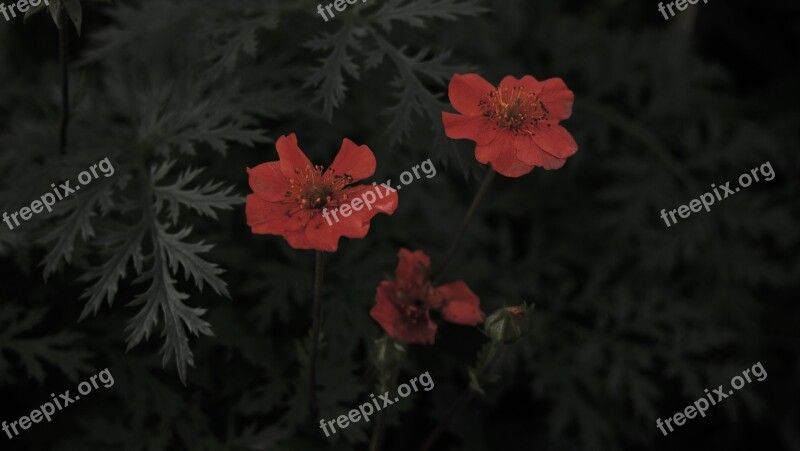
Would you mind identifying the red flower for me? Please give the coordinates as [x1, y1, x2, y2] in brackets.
[442, 73, 578, 178]
[370, 249, 483, 344]
[246, 133, 398, 252]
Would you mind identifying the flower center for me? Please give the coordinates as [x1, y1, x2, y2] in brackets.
[302, 186, 333, 209]
[286, 164, 353, 210]
[479, 86, 549, 134]
[396, 291, 429, 325]
[402, 301, 428, 325]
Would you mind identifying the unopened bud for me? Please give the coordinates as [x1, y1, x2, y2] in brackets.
[485, 306, 529, 343]
[373, 335, 406, 371]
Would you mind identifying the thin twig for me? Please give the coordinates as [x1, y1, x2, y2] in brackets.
[418, 345, 506, 451]
[429, 169, 496, 281]
[369, 408, 387, 451]
[309, 251, 325, 419]
[58, 6, 70, 155]
[58, 5, 69, 155]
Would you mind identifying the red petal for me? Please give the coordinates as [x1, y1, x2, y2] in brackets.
[437, 281, 483, 326]
[477, 132, 534, 177]
[282, 228, 313, 250]
[395, 248, 430, 287]
[303, 184, 399, 251]
[245, 194, 309, 233]
[514, 135, 567, 169]
[341, 184, 400, 218]
[539, 78, 574, 121]
[247, 162, 291, 202]
[499, 75, 542, 94]
[276, 133, 313, 179]
[328, 139, 376, 182]
[406, 321, 437, 345]
[492, 152, 534, 177]
[305, 208, 368, 252]
[448, 73, 494, 116]
[532, 124, 578, 159]
[442, 112, 500, 146]
[475, 140, 500, 164]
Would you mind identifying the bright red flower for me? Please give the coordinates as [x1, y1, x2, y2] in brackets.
[246, 133, 398, 252]
[370, 249, 483, 344]
[442, 73, 578, 177]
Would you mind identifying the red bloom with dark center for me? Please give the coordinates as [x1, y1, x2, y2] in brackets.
[370, 249, 483, 344]
[246, 133, 398, 252]
[442, 73, 578, 177]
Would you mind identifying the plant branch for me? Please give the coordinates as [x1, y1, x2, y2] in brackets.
[309, 250, 325, 419]
[58, 5, 70, 156]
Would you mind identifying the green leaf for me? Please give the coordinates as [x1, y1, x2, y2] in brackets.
[156, 223, 230, 298]
[77, 220, 148, 320]
[467, 367, 485, 395]
[39, 179, 116, 279]
[141, 82, 270, 156]
[63, 0, 83, 35]
[370, 0, 488, 32]
[196, 0, 281, 83]
[150, 161, 243, 224]
[23, 2, 48, 22]
[0, 305, 93, 385]
[48, 2, 59, 27]
[304, 24, 365, 121]
[125, 251, 213, 385]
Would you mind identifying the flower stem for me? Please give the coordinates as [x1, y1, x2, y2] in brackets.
[58, 5, 69, 156]
[369, 408, 387, 451]
[417, 345, 506, 451]
[309, 251, 325, 419]
[369, 370, 397, 451]
[429, 169, 496, 281]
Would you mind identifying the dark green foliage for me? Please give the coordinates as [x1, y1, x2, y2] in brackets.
[0, 0, 798, 450]
[305, 0, 484, 150]
[0, 305, 92, 384]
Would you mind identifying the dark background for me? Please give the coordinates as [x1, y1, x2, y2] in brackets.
[0, 0, 798, 450]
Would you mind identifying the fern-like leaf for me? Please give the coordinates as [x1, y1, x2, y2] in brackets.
[0, 305, 93, 384]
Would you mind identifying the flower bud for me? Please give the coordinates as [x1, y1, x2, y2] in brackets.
[484, 306, 529, 343]
[373, 335, 407, 372]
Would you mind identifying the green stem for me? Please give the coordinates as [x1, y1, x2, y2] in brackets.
[417, 345, 506, 451]
[309, 251, 325, 419]
[369, 370, 397, 451]
[429, 169, 495, 281]
[58, 5, 69, 156]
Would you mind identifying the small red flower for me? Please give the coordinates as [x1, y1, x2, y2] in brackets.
[246, 133, 398, 252]
[442, 73, 578, 177]
[370, 249, 483, 344]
